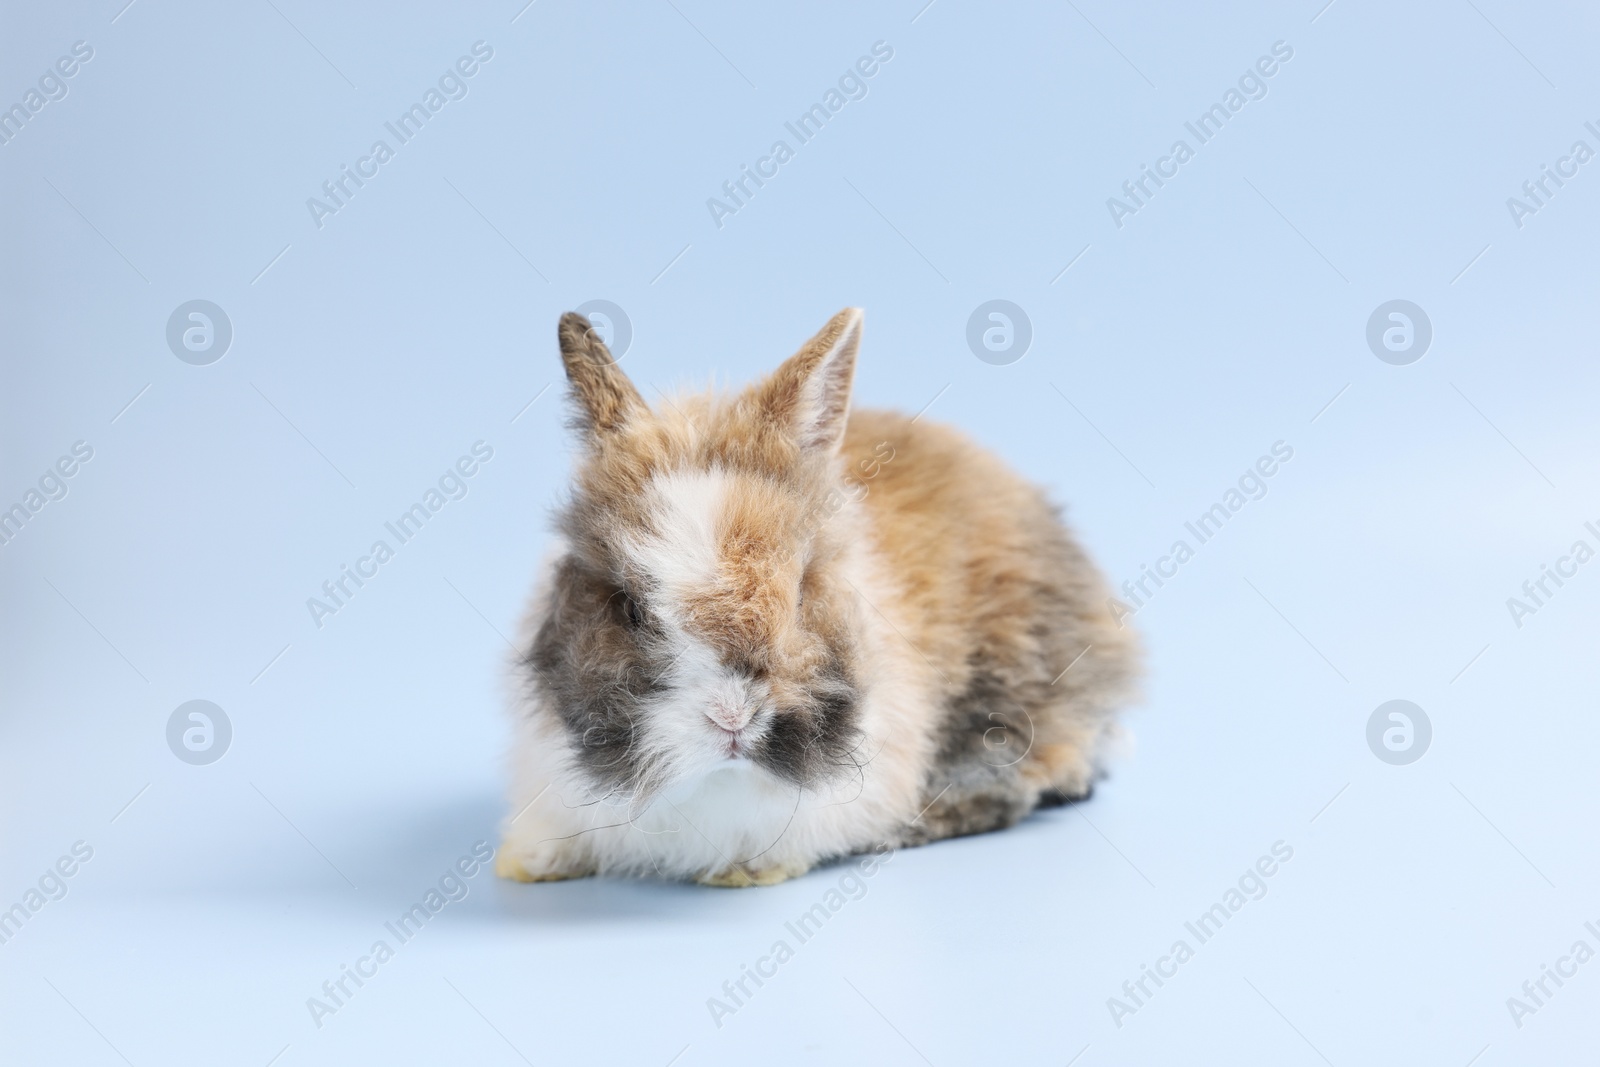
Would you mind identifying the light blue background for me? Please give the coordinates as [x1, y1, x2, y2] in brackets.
[3, 1, 1598, 1063]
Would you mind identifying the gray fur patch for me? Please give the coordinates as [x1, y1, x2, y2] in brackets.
[897, 669, 1038, 846]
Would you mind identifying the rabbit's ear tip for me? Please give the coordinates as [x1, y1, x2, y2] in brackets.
[557, 313, 642, 433]
[557, 311, 592, 342]
[755, 308, 865, 455]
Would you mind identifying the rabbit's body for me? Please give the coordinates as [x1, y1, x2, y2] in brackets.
[498, 310, 1138, 886]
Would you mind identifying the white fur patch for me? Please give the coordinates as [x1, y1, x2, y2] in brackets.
[618, 467, 780, 785]
[631, 646, 773, 782]
[629, 468, 730, 602]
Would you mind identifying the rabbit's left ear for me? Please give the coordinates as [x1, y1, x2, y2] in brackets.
[758, 308, 863, 454]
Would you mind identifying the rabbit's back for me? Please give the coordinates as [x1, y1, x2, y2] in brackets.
[843, 409, 1141, 844]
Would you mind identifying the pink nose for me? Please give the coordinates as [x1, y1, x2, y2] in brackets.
[705, 702, 753, 733]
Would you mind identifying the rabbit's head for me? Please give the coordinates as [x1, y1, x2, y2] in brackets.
[528, 309, 871, 803]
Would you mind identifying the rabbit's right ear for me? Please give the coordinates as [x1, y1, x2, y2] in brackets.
[557, 312, 646, 435]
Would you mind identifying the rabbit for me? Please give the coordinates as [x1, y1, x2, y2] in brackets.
[497, 308, 1140, 887]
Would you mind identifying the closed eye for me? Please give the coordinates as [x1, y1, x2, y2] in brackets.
[605, 587, 647, 630]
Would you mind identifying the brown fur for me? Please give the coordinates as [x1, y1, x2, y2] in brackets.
[838, 410, 1140, 840]
[501, 308, 1139, 885]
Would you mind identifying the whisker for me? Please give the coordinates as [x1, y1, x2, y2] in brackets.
[736, 783, 804, 865]
[532, 820, 631, 845]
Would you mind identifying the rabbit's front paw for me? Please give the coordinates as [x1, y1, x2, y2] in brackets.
[696, 861, 809, 888]
[495, 836, 596, 883]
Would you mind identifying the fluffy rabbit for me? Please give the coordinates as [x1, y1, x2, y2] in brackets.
[498, 308, 1139, 886]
